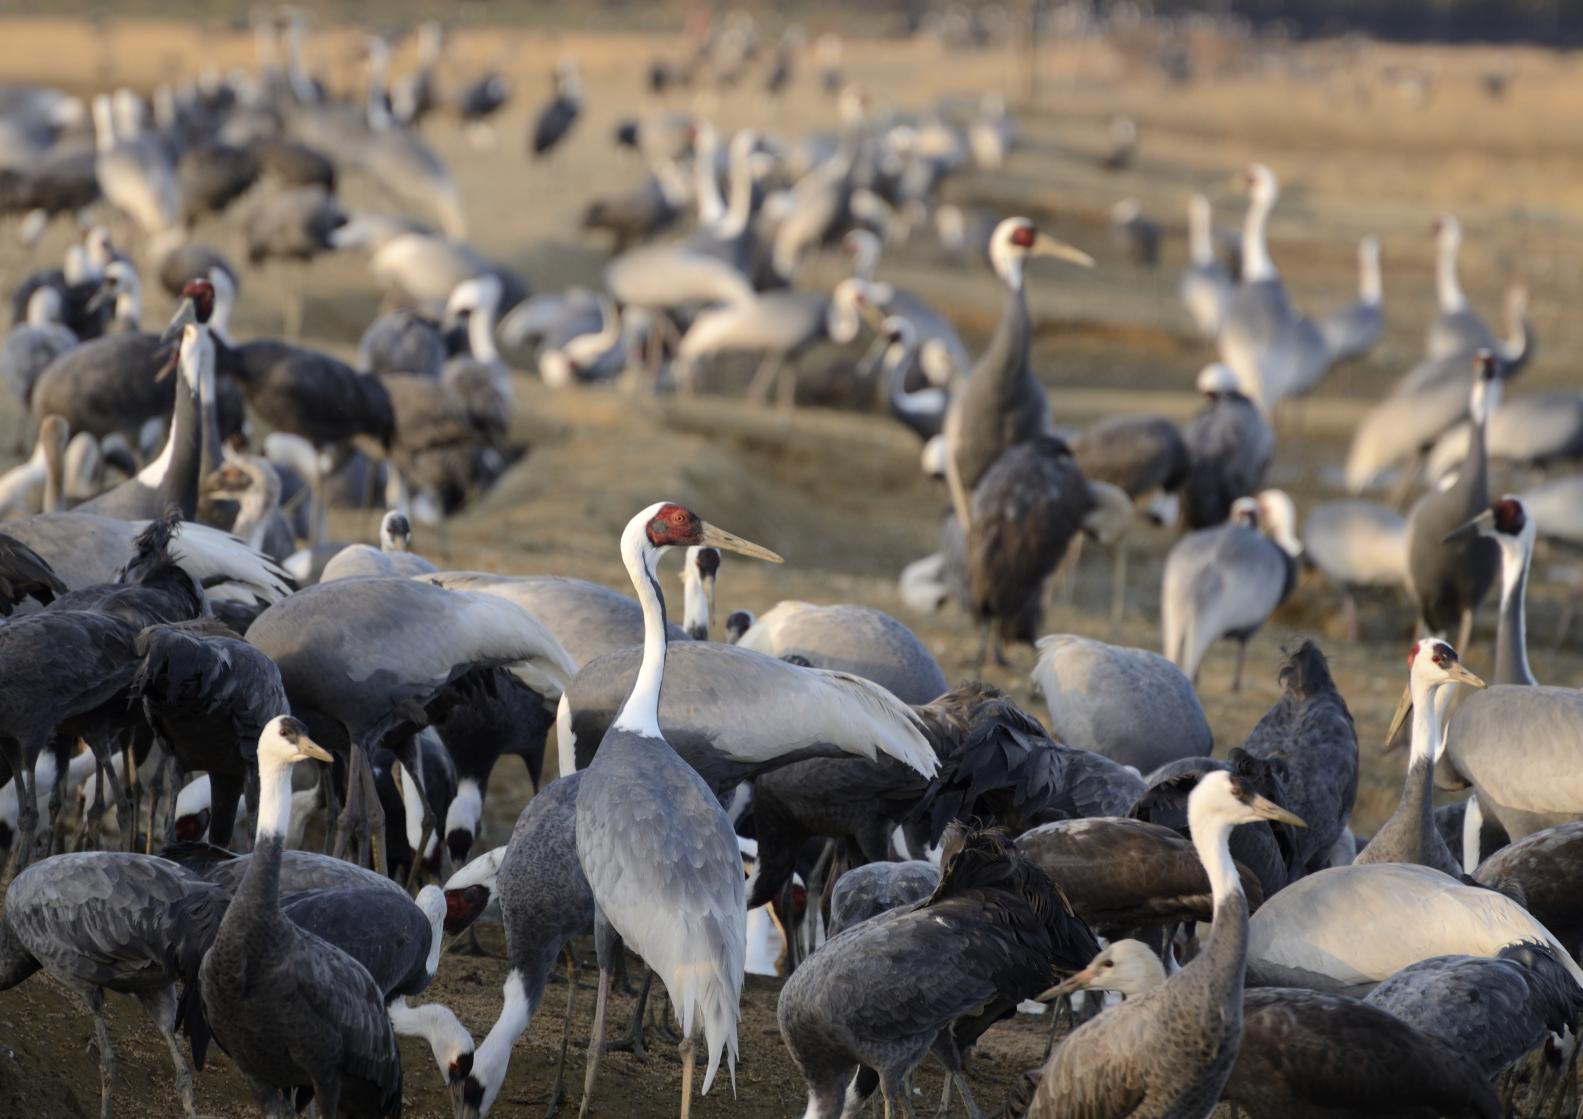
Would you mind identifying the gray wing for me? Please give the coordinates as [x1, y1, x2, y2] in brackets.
[281, 887, 432, 998]
[281, 927, 403, 1103]
[736, 602, 948, 705]
[1364, 955, 1537, 1073]
[827, 861, 938, 936]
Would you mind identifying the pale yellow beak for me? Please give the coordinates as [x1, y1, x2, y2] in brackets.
[1385, 685, 1414, 748]
[1445, 662, 1486, 690]
[1249, 792, 1305, 829]
[1032, 232, 1094, 268]
[1039, 961, 1100, 1002]
[297, 736, 333, 764]
[698, 522, 783, 564]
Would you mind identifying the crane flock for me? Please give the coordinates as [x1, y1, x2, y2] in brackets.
[1, 7, 1583, 1119]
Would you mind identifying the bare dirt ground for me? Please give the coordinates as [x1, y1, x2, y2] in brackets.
[2, 14, 1583, 1118]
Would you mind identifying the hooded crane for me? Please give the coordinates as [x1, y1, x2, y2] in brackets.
[1216, 164, 1329, 409]
[732, 600, 948, 704]
[1318, 234, 1384, 364]
[941, 217, 1093, 530]
[963, 435, 1131, 666]
[455, 774, 594, 1119]
[571, 502, 789, 1118]
[320, 511, 437, 582]
[129, 619, 289, 849]
[778, 825, 1100, 1119]
[199, 716, 403, 1119]
[1, 850, 227, 1119]
[246, 577, 575, 872]
[1356, 640, 1484, 875]
[1235, 641, 1357, 880]
[1032, 940, 1501, 1119]
[1026, 771, 1306, 1118]
[1180, 363, 1274, 530]
[1365, 942, 1583, 1078]
[1033, 634, 1212, 772]
[1161, 490, 1300, 689]
[1405, 351, 1500, 652]
[530, 61, 583, 157]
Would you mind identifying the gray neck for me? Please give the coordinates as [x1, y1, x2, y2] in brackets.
[1193, 889, 1248, 1021]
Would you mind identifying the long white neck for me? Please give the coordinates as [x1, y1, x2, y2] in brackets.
[255, 752, 295, 840]
[475, 969, 532, 1116]
[137, 329, 209, 486]
[1188, 196, 1214, 267]
[989, 244, 1024, 293]
[1437, 228, 1466, 312]
[1190, 810, 1240, 909]
[468, 302, 500, 366]
[852, 237, 881, 282]
[1242, 189, 1277, 283]
[611, 521, 667, 737]
[1497, 533, 1534, 685]
[1407, 675, 1441, 769]
[387, 996, 471, 1082]
[695, 130, 725, 226]
[210, 280, 235, 343]
[654, 158, 691, 208]
[682, 565, 710, 640]
[233, 475, 276, 551]
[1360, 238, 1381, 306]
[719, 137, 756, 238]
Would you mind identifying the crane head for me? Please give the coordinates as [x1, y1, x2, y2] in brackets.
[640, 502, 783, 564]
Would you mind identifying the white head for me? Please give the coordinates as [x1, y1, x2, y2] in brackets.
[1255, 489, 1301, 557]
[255, 717, 331, 842]
[682, 545, 720, 641]
[843, 228, 883, 280]
[25, 286, 64, 327]
[1359, 235, 1382, 304]
[1243, 163, 1279, 209]
[1039, 939, 1166, 1001]
[97, 260, 141, 320]
[1434, 213, 1462, 254]
[446, 274, 503, 321]
[987, 217, 1094, 292]
[1195, 362, 1239, 397]
[1385, 639, 1486, 748]
[380, 510, 412, 553]
[827, 278, 873, 345]
[85, 226, 116, 270]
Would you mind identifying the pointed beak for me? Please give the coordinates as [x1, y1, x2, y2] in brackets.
[297, 735, 333, 764]
[160, 298, 196, 346]
[1249, 792, 1306, 828]
[697, 522, 783, 564]
[85, 283, 113, 315]
[1385, 685, 1414, 748]
[1444, 509, 1494, 545]
[1445, 662, 1486, 690]
[1038, 962, 1099, 1002]
[1031, 232, 1094, 268]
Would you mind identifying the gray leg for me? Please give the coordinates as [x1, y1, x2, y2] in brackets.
[1109, 541, 1127, 627]
[579, 917, 617, 1119]
[605, 966, 652, 1059]
[544, 948, 577, 1118]
[83, 989, 115, 1119]
[1232, 640, 1248, 692]
[747, 354, 782, 403]
[138, 987, 197, 1119]
[1457, 607, 1475, 657]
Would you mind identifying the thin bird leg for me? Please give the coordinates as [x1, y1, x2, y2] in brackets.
[1232, 640, 1248, 692]
[1557, 588, 1580, 649]
[747, 353, 782, 404]
[1457, 608, 1475, 659]
[359, 745, 387, 875]
[45, 753, 66, 857]
[604, 966, 653, 1058]
[83, 989, 116, 1119]
[1109, 540, 1128, 627]
[803, 839, 838, 955]
[119, 735, 138, 853]
[882, 1068, 916, 1119]
[333, 751, 364, 864]
[1343, 593, 1361, 643]
[544, 947, 577, 1119]
[145, 744, 171, 854]
[7, 751, 33, 877]
[1057, 534, 1084, 605]
[139, 987, 198, 1119]
[678, 1034, 696, 1119]
[776, 360, 798, 410]
[318, 761, 339, 856]
[577, 967, 612, 1119]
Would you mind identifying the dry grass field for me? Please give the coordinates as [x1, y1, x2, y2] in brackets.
[1, 12, 1581, 1117]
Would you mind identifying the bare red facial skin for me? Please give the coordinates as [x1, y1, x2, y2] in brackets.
[1008, 223, 1037, 248]
[1493, 498, 1526, 535]
[181, 278, 216, 324]
[1407, 640, 1421, 667]
[646, 503, 701, 548]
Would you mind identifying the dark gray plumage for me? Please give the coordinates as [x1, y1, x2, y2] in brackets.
[1181, 371, 1274, 529]
[1231, 987, 1501, 1119]
[1474, 821, 1583, 953]
[1406, 354, 1499, 647]
[225, 339, 396, 451]
[1364, 943, 1583, 1077]
[0, 531, 65, 614]
[456, 774, 595, 1115]
[358, 308, 445, 378]
[826, 860, 938, 936]
[1072, 413, 1189, 503]
[199, 718, 401, 1119]
[130, 620, 289, 848]
[780, 826, 1099, 1119]
[965, 434, 1094, 659]
[1238, 642, 1357, 880]
[29, 330, 172, 443]
[2, 851, 227, 1117]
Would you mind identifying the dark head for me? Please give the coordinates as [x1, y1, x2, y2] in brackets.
[613, 119, 639, 148]
[182, 278, 215, 324]
[380, 510, 413, 553]
[724, 609, 755, 643]
[692, 546, 720, 579]
[446, 826, 474, 867]
[1445, 495, 1530, 546]
[443, 883, 491, 935]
